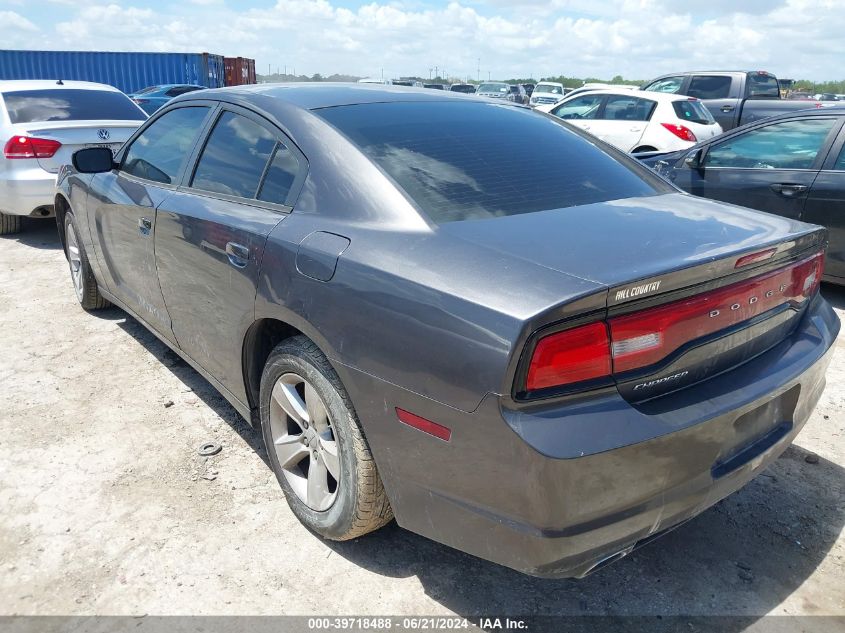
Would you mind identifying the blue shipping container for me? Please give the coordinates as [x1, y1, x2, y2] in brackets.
[0, 50, 226, 93]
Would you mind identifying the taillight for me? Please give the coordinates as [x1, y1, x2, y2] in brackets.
[4, 135, 62, 159]
[521, 251, 824, 395]
[661, 123, 697, 142]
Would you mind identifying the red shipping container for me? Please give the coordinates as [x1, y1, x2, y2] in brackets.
[224, 57, 256, 86]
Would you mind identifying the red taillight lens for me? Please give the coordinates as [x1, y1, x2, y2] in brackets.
[525, 322, 611, 391]
[609, 252, 824, 373]
[4, 135, 62, 159]
[661, 123, 697, 142]
[522, 251, 824, 393]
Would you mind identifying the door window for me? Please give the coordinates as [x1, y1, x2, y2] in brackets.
[687, 75, 732, 99]
[705, 119, 837, 169]
[602, 95, 656, 121]
[257, 143, 301, 204]
[552, 95, 603, 120]
[833, 144, 845, 170]
[191, 111, 277, 198]
[121, 106, 210, 184]
[642, 76, 685, 94]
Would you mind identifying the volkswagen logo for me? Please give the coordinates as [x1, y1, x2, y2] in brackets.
[97, 129, 110, 141]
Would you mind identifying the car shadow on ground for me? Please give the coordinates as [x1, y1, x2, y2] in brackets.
[821, 282, 845, 310]
[0, 217, 61, 250]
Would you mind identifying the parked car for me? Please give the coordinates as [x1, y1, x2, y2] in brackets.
[129, 84, 206, 115]
[522, 83, 535, 97]
[475, 82, 517, 101]
[640, 108, 845, 285]
[642, 71, 822, 131]
[58, 84, 838, 578]
[423, 83, 446, 90]
[449, 83, 476, 94]
[815, 93, 839, 102]
[357, 78, 392, 85]
[537, 90, 722, 153]
[529, 81, 566, 107]
[508, 84, 529, 104]
[0, 79, 146, 235]
[564, 83, 636, 100]
[788, 92, 816, 100]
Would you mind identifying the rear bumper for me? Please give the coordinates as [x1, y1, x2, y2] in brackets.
[0, 165, 56, 216]
[339, 293, 839, 577]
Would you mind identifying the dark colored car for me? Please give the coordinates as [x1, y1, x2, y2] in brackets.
[449, 83, 476, 94]
[641, 71, 821, 131]
[423, 83, 446, 90]
[639, 108, 845, 285]
[129, 84, 206, 115]
[509, 83, 528, 104]
[522, 83, 535, 97]
[56, 84, 839, 578]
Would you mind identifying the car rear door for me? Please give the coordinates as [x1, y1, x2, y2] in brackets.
[679, 116, 841, 220]
[154, 104, 307, 404]
[590, 94, 654, 152]
[87, 104, 214, 342]
[802, 121, 845, 282]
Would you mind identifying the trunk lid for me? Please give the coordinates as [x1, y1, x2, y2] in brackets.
[11, 121, 142, 173]
[442, 192, 827, 401]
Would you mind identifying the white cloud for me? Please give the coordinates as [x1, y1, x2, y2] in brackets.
[4, 0, 844, 81]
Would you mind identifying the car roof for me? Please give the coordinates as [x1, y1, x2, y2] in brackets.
[563, 89, 684, 102]
[0, 79, 122, 93]
[198, 82, 482, 110]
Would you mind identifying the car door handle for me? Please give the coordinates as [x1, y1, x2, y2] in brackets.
[770, 183, 809, 197]
[721, 105, 736, 112]
[225, 242, 250, 268]
[629, 126, 643, 132]
[138, 217, 152, 236]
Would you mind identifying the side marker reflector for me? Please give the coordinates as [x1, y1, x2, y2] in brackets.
[396, 407, 452, 441]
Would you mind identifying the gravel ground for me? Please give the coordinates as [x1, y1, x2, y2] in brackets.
[1, 218, 843, 625]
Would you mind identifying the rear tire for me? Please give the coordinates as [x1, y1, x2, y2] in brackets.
[64, 212, 110, 310]
[260, 336, 393, 540]
[0, 212, 21, 235]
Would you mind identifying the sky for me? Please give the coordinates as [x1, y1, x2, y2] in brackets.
[1, 0, 844, 82]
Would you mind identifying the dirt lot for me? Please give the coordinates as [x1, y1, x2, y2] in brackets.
[1, 218, 844, 624]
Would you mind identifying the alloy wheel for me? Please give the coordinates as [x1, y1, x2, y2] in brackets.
[66, 222, 84, 301]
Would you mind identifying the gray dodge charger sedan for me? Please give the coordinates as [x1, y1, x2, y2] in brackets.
[56, 84, 840, 578]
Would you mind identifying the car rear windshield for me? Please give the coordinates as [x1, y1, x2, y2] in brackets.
[2, 89, 146, 124]
[746, 73, 780, 99]
[672, 100, 715, 125]
[317, 101, 665, 224]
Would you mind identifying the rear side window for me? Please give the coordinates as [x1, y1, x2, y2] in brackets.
[746, 73, 780, 99]
[192, 111, 277, 198]
[122, 106, 210, 184]
[706, 118, 836, 169]
[2, 89, 146, 124]
[258, 143, 301, 204]
[317, 101, 664, 224]
[602, 95, 656, 121]
[687, 75, 732, 99]
[672, 100, 715, 124]
[642, 76, 685, 94]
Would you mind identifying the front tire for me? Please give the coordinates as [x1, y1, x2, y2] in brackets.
[64, 212, 110, 310]
[260, 336, 393, 540]
[0, 212, 21, 235]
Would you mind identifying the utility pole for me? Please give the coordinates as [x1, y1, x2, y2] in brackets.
[488, 71, 491, 81]
[477, 58, 480, 82]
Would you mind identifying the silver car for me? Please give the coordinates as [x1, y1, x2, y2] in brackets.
[0, 80, 146, 235]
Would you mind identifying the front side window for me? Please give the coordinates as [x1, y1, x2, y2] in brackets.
[2, 89, 146, 124]
[687, 75, 732, 100]
[706, 118, 837, 170]
[122, 106, 210, 184]
[552, 95, 603, 120]
[642, 76, 685, 94]
[602, 95, 656, 121]
[191, 111, 277, 198]
[316, 101, 665, 224]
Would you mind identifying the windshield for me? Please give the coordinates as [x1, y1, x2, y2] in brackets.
[535, 84, 563, 95]
[478, 83, 508, 93]
[2, 89, 146, 123]
[317, 101, 664, 224]
[133, 86, 159, 95]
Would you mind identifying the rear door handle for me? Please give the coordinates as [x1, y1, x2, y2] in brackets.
[225, 242, 250, 268]
[138, 217, 152, 236]
[770, 183, 809, 197]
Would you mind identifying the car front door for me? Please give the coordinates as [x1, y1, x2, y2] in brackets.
[550, 94, 605, 136]
[87, 105, 213, 342]
[154, 105, 306, 404]
[672, 117, 841, 221]
[803, 125, 845, 282]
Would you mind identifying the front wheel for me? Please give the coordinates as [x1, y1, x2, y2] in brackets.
[260, 336, 393, 540]
[64, 212, 110, 310]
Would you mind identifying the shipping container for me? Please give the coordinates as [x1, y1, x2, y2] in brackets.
[0, 50, 226, 94]
[224, 57, 256, 86]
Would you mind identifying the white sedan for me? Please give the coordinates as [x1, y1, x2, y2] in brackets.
[535, 90, 723, 154]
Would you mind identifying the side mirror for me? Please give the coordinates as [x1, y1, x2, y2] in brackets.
[684, 148, 705, 170]
[72, 147, 115, 174]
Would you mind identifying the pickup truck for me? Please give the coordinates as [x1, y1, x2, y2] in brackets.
[641, 71, 822, 131]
